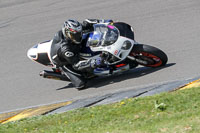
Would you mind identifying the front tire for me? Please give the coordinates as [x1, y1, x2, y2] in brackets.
[130, 44, 168, 67]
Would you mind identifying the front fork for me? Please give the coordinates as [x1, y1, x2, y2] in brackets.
[127, 55, 149, 65]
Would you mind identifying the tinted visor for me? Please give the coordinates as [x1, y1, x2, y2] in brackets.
[70, 32, 82, 43]
[66, 29, 82, 44]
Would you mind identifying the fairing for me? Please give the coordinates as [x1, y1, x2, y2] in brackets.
[27, 40, 54, 67]
[88, 23, 135, 64]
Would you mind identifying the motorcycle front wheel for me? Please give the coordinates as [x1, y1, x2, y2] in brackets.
[129, 44, 168, 67]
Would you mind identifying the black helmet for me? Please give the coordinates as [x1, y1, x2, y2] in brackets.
[62, 19, 83, 44]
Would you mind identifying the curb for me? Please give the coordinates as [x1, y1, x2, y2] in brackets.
[0, 101, 72, 124]
[1, 77, 200, 124]
[177, 78, 200, 90]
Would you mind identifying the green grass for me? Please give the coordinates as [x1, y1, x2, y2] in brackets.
[1, 87, 200, 133]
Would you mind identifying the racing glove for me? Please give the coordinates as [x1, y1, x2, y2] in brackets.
[74, 57, 106, 72]
[82, 19, 113, 32]
[90, 57, 103, 68]
[83, 19, 113, 25]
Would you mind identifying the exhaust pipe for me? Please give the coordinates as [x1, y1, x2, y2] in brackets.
[39, 70, 70, 81]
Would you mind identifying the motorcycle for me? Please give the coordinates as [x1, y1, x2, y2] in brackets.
[27, 22, 168, 85]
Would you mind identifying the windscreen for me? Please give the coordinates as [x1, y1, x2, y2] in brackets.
[87, 24, 119, 47]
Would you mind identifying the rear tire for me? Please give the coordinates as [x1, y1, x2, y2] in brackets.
[130, 44, 168, 67]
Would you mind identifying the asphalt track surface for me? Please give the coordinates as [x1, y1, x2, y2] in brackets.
[0, 0, 200, 113]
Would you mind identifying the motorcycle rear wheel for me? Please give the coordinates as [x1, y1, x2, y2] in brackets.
[130, 44, 168, 67]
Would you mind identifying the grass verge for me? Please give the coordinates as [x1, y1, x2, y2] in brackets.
[1, 87, 200, 133]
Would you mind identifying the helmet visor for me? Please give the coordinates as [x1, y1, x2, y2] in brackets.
[66, 29, 82, 44]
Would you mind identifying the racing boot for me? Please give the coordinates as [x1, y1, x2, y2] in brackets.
[60, 66, 87, 89]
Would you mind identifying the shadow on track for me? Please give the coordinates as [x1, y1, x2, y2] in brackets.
[56, 63, 175, 91]
[56, 83, 73, 90]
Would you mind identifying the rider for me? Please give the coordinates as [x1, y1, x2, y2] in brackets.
[51, 19, 113, 89]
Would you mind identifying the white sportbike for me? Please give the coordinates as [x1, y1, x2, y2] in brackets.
[27, 22, 168, 83]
